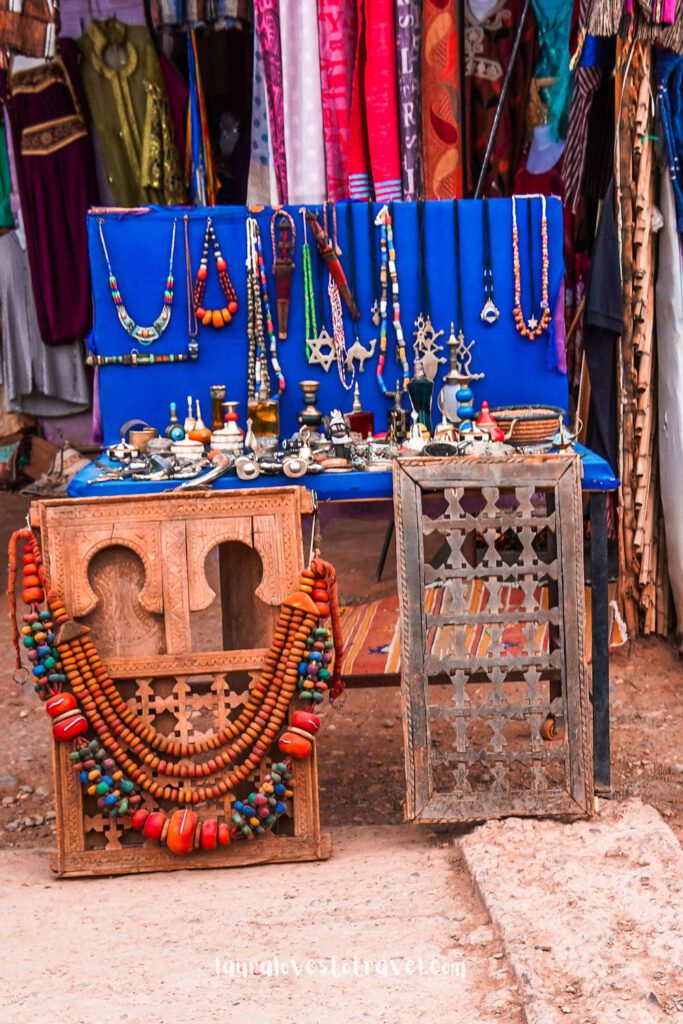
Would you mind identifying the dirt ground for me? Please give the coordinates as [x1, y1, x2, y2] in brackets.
[0, 491, 681, 849]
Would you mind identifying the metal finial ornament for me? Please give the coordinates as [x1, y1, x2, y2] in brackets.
[413, 312, 446, 382]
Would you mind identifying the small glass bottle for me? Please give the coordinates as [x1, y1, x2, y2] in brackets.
[247, 379, 280, 448]
[347, 382, 374, 438]
[209, 384, 227, 432]
[164, 401, 185, 441]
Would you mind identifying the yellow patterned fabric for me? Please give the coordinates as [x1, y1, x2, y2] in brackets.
[77, 18, 185, 207]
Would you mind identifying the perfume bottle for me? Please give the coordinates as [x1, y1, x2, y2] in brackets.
[247, 379, 280, 446]
[188, 399, 211, 445]
[407, 359, 433, 437]
[183, 394, 195, 435]
[387, 383, 408, 444]
[209, 384, 227, 432]
[164, 402, 185, 441]
[347, 382, 374, 437]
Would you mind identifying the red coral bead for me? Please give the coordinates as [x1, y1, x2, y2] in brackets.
[22, 587, 44, 604]
[52, 712, 88, 742]
[228, 301, 238, 314]
[166, 809, 197, 855]
[200, 819, 218, 850]
[216, 257, 226, 271]
[130, 808, 149, 831]
[143, 811, 166, 841]
[291, 710, 321, 736]
[45, 692, 78, 718]
[278, 730, 312, 760]
[218, 823, 231, 846]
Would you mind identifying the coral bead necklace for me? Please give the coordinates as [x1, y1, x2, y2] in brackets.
[9, 526, 344, 854]
[375, 203, 410, 396]
[511, 194, 552, 341]
[99, 216, 176, 344]
[193, 216, 239, 329]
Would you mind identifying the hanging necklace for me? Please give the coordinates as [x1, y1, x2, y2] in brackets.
[246, 217, 266, 401]
[304, 207, 360, 320]
[193, 216, 238, 329]
[327, 202, 354, 391]
[99, 216, 176, 344]
[512, 194, 552, 340]
[413, 199, 445, 382]
[305, 205, 335, 373]
[344, 201, 377, 374]
[375, 203, 410, 396]
[301, 208, 318, 361]
[246, 215, 285, 396]
[480, 198, 500, 324]
[271, 209, 296, 343]
[87, 218, 198, 367]
[368, 200, 381, 327]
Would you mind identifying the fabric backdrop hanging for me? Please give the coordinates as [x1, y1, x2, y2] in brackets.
[396, 0, 423, 200]
[422, 0, 464, 199]
[317, 0, 356, 201]
[280, 0, 326, 204]
[253, 0, 288, 203]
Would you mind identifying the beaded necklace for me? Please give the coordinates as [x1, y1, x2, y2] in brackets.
[246, 216, 286, 398]
[99, 216, 176, 344]
[9, 528, 345, 852]
[301, 208, 317, 362]
[305, 205, 335, 373]
[512, 194, 552, 340]
[344, 201, 377, 375]
[328, 202, 354, 391]
[193, 216, 239, 329]
[480, 198, 500, 324]
[375, 204, 410, 396]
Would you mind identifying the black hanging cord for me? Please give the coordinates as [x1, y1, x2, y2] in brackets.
[368, 199, 379, 294]
[417, 199, 432, 316]
[482, 198, 493, 303]
[345, 201, 361, 341]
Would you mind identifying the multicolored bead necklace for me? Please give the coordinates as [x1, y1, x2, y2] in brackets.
[99, 216, 176, 344]
[327, 203, 354, 391]
[193, 216, 238, 329]
[9, 527, 344, 856]
[375, 204, 410, 396]
[301, 208, 318, 362]
[512, 194, 552, 341]
[246, 215, 286, 397]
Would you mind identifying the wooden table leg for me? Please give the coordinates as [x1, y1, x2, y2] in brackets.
[590, 491, 611, 792]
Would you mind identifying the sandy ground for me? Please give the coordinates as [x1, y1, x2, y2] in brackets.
[1, 491, 682, 1022]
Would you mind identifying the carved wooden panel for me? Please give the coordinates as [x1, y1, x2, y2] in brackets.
[393, 455, 593, 823]
[35, 488, 329, 877]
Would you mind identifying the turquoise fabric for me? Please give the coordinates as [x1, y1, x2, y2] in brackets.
[0, 122, 15, 230]
[531, 0, 574, 140]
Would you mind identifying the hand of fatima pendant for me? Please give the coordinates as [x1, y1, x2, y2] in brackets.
[480, 297, 500, 325]
[308, 327, 336, 372]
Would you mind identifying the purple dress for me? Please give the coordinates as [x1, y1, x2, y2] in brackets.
[3, 42, 99, 346]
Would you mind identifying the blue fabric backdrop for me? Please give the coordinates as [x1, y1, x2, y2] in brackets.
[88, 198, 567, 445]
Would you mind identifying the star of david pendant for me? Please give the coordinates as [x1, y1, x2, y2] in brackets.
[480, 297, 500, 325]
[307, 326, 335, 372]
[528, 314, 539, 331]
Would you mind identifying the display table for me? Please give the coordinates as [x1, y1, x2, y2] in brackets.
[67, 444, 617, 792]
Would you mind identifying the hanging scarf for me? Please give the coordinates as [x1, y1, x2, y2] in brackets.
[348, 0, 402, 201]
[421, 0, 464, 200]
[247, 24, 279, 205]
[185, 28, 217, 205]
[530, 0, 573, 140]
[395, 0, 423, 200]
[253, 0, 288, 203]
[280, 0, 326, 203]
[562, 0, 602, 210]
[422, 0, 464, 199]
[317, 0, 356, 201]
